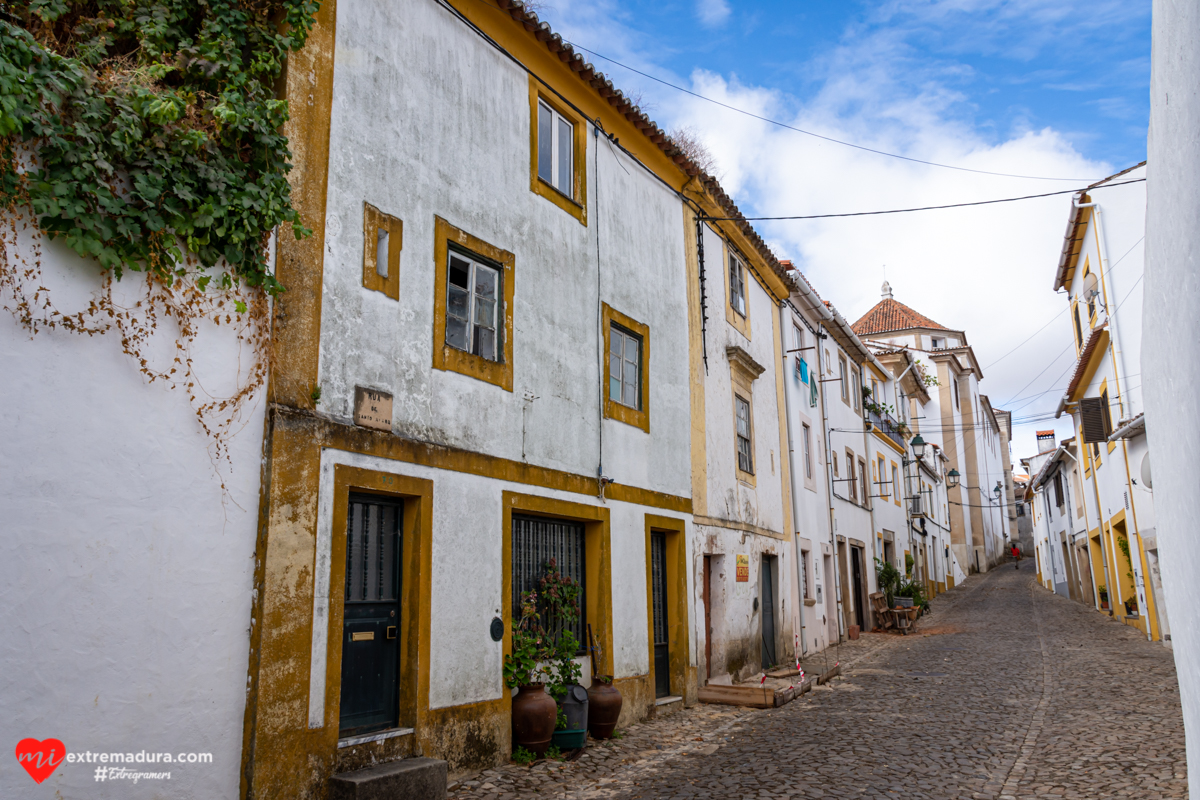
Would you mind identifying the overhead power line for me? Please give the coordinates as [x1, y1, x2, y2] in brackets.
[567, 42, 1102, 183]
[702, 179, 1145, 222]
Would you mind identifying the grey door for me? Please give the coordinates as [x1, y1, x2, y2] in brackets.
[339, 495, 402, 737]
[760, 556, 777, 668]
[651, 532, 669, 698]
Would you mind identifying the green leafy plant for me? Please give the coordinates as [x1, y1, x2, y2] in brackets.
[905, 553, 915, 578]
[0, 0, 316, 291]
[895, 579, 930, 612]
[503, 590, 552, 690]
[555, 706, 568, 732]
[1116, 536, 1135, 584]
[511, 746, 536, 766]
[874, 557, 901, 609]
[545, 745, 563, 761]
[1098, 585, 1108, 602]
[610, 729, 624, 740]
[537, 559, 583, 702]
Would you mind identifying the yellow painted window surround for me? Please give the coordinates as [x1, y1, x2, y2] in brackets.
[362, 202, 402, 300]
[602, 303, 650, 434]
[528, 77, 588, 225]
[432, 216, 515, 392]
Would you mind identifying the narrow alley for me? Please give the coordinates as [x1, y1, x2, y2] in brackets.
[449, 566, 1186, 800]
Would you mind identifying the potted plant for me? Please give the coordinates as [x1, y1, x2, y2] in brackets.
[1098, 585, 1109, 609]
[504, 591, 556, 756]
[874, 557, 900, 609]
[538, 560, 589, 750]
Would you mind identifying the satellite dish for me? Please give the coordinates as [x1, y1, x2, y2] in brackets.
[1140, 452, 1152, 490]
[1082, 272, 1100, 301]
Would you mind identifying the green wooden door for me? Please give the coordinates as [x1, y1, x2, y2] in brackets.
[339, 495, 402, 737]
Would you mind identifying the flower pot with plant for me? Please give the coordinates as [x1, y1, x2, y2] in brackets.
[1098, 585, 1109, 609]
[505, 591, 556, 756]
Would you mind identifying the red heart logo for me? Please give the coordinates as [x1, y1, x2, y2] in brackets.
[15, 739, 66, 784]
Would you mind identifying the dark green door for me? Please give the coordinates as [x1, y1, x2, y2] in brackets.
[339, 494, 402, 737]
[651, 532, 669, 698]
[761, 557, 777, 668]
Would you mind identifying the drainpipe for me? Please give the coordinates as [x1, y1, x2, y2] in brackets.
[817, 325, 846, 641]
[779, 303, 808, 657]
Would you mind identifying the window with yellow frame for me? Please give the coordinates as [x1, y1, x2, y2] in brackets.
[432, 216, 515, 392]
[528, 77, 588, 225]
[602, 303, 650, 433]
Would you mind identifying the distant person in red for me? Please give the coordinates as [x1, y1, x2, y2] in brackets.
[1011, 543, 1021, 569]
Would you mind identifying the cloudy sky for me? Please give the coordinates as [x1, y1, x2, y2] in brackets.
[535, 0, 1151, 464]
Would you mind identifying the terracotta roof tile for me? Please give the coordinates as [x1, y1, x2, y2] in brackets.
[851, 298, 952, 336]
[1035, 430, 1055, 437]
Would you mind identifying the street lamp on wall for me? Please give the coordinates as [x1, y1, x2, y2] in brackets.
[947, 468, 961, 489]
[909, 434, 926, 461]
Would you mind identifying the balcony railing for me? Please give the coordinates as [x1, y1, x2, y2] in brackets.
[867, 407, 907, 452]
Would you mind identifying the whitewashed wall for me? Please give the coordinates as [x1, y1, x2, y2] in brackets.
[0, 239, 263, 798]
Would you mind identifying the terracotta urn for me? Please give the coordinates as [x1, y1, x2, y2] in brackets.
[587, 678, 622, 739]
[511, 683, 556, 756]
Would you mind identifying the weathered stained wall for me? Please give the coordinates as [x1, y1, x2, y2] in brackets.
[0, 240, 264, 798]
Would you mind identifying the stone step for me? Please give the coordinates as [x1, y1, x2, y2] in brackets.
[328, 757, 447, 800]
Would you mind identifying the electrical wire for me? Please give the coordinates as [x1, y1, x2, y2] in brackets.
[702, 179, 1145, 222]
[565, 41, 1102, 183]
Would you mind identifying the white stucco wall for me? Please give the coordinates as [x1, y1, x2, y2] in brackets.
[0, 240, 263, 798]
[1144, 2, 1200, 791]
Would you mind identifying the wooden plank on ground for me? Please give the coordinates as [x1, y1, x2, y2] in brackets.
[697, 684, 774, 709]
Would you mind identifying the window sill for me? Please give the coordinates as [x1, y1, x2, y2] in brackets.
[338, 727, 415, 749]
[655, 695, 683, 707]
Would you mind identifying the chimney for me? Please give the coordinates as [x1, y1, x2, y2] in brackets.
[1035, 430, 1056, 454]
[881, 280, 893, 299]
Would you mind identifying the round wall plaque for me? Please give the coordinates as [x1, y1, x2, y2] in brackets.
[490, 617, 504, 642]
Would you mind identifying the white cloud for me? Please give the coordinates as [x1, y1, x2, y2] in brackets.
[696, 0, 731, 28]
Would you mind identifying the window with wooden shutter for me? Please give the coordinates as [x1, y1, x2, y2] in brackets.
[1079, 396, 1110, 443]
[1053, 472, 1064, 509]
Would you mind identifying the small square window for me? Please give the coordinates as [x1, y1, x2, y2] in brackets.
[446, 250, 501, 362]
[735, 395, 754, 474]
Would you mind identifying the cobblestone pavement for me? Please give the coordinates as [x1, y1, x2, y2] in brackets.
[448, 565, 1186, 799]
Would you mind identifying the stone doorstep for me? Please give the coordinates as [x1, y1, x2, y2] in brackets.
[329, 757, 448, 800]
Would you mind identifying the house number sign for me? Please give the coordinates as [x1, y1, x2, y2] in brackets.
[354, 387, 393, 431]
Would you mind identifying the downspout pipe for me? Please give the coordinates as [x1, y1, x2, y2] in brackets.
[779, 303, 807, 656]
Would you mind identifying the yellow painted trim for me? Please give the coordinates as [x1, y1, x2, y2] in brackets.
[730, 361, 757, 488]
[891, 460, 901, 507]
[723, 243, 753, 340]
[431, 215, 516, 392]
[362, 202, 403, 300]
[528, 75, 588, 225]
[684, 207, 708, 519]
[502, 491, 614, 679]
[771, 308, 793, 537]
[326, 467, 433, 739]
[1070, 300, 1083, 355]
[644, 515, 690, 701]
[1097, 378, 1117, 455]
[874, 429, 906, 456]
[602, 302, 651, 433]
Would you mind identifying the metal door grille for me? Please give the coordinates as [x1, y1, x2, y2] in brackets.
[512, 515, 585, 648]
[345, 498, 400, 602]
[651, 533, 667, 647]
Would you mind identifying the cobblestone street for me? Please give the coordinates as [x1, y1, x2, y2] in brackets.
[448, 565, 1186, 800]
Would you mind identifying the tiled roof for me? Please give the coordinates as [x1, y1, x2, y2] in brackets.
[851, 298, 952, 336]
[1064, 322, 1108, 400]
[1035, 430, 1055, 437]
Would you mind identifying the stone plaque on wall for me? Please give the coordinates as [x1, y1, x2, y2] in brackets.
[354, 387, 393, 431]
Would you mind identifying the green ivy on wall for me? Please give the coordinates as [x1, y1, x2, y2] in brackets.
[0, 0, 320, 293]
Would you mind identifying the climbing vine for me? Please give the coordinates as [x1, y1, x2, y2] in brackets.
[0, 0, 319, 476]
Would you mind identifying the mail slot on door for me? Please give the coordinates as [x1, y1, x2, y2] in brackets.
[351, 631, 375, 642]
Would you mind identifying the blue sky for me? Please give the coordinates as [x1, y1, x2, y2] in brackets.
[539, 0, 1152, 459]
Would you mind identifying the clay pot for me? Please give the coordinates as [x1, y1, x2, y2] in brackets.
[511, 683, 556, 756]
[587, 678, 623, 739]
